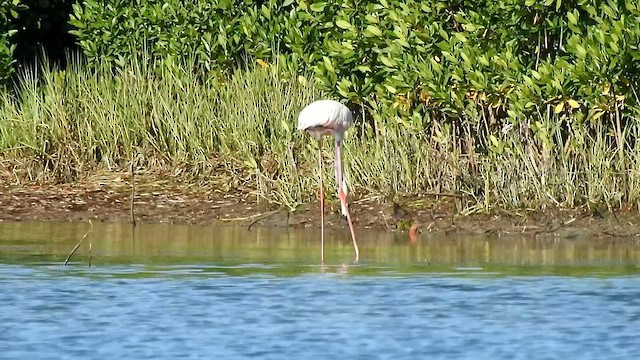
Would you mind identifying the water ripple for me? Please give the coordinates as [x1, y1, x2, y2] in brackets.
[1, 264, 639, 359]
[2, 222, 640, 359]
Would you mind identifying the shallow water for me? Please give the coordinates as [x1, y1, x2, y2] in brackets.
[1, 221, 640, 359]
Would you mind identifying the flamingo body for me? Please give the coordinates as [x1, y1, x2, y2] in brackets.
[298, 100, 352, 140]
[298, 100, 359, 263]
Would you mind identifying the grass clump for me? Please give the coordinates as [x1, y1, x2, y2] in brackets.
[2, 57, 640, 214]
[0, 57, 322, 209]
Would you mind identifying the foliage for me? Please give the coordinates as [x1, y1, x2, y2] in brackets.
[0, 0, 26, 82]
[289, 0, 640, 142]
[4, 0, 638, 212]
[69, 1, 640, 133]
[69, 0, 297, 75]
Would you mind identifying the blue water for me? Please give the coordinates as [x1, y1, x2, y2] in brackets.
[1, 222, 640, 359]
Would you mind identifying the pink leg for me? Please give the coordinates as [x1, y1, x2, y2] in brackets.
[318, 142, 325, 264]
[334, 139, 359, 263]
[338, 187, 359, 262]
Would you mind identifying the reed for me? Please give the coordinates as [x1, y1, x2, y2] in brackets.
[2, 57, 640, 213]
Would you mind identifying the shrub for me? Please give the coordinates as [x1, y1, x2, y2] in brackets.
[69, 0, 296, 75]
[290, 0, 640, 132]
[69, 1, 640, 137]
[0, 0, 27, 83]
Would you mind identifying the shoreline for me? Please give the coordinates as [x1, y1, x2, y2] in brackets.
[2, 172, 640, 240]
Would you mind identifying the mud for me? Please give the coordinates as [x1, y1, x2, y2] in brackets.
[2, 171, 640, 240]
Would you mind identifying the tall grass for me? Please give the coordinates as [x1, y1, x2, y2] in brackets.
[2, 57, 640, 213]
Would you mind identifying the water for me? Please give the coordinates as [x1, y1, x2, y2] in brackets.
[1, 222, 640, 359]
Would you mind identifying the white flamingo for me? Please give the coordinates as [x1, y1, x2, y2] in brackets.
[298, 100, 359, 263]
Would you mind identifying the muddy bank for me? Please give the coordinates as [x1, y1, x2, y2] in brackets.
[1, 172, 640, 240]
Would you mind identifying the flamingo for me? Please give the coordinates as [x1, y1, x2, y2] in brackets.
[298, 100, 359, 263]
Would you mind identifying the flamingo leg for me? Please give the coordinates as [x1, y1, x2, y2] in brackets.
[335, 139, 359, 263]
[318, 140, 325, 264]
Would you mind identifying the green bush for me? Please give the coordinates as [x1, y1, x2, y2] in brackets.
[0, 0, 26, 83]
[69, 1, 640, 136]
[69, 0, 296, 75]
[291, 0, 640, 133]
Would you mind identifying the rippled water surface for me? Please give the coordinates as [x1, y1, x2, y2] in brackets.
[1, 221, 640, 359]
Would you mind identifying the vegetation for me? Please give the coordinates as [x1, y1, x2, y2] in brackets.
[3, 58, 640, 214]
[0, 0, 27, 82]
[2, 0, 640, 214]
[1, 0, 78, 83]
[1, 58, 322, 209]
[68, 0, 640, 126]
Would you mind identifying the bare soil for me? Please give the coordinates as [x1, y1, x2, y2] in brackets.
[2, 171, 640, 240]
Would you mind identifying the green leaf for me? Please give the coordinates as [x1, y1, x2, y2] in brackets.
[610, 41, 619, 53]
[453, 32, 467, 43]
[310, 2, 327, 12]
[554, 102, 564, 114]
[338, 78, 353, 88]
[462, 24, 477, 32]
[281, 119, 291, 134]
[531, 70, 541, 80]
[365, 15, 378, 23]
[460, 51, 470, 64]
[489, 135, 499, 147]
[69, 19, 85, 28]
[336, 20, 351, 29]
[380, 56, 397, 67]
[261, 5, 271, 18]
[590, 110, 605, 121]
[365, 25, 383, 37]
[567, 12, 577, 25]
[323, 56, 335, 73]
[438, 28, 449, 41]
[384, 84, 397, 93]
